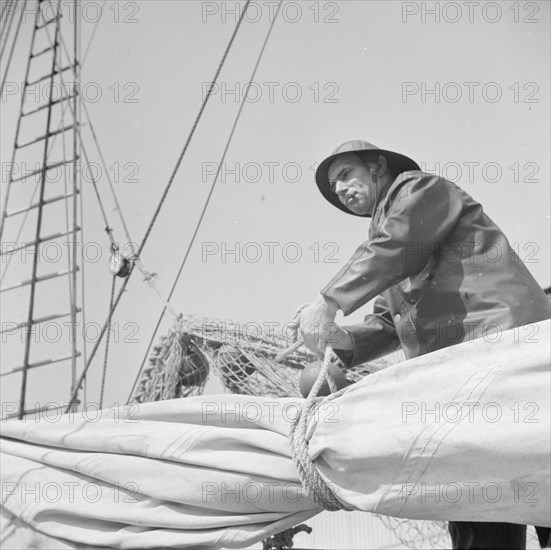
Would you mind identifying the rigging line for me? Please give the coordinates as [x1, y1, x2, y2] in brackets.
[34, 24, 116, 242]
[79, 168, 89, 404]
[127, 0, 284, 404]
[67, 0, 86, 404]
[81, 100, 179, 320]
[42, 29, 135, 249]
[0, 0, 18, 22]
[70, 0, 80, 401]
[135, 0, 253, 257]
[0, 93, 75, 286]
[0, 0, 14, 20]
[0, 0, 17, 58]
[56, 12, 98, 74]
[0, 0, 27, 96]
[64, 263, 134, 412]
[81, 101, 133, 245]
[80, 0, 104, 66]
[0, 0, 19, 59]
[98, 275, 116, 409]
[64, 1, 254, 413]
[79, 138, 116, 243]
[59, 60, 77, 348]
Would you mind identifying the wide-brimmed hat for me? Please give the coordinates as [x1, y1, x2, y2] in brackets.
[315, 140, 420, 217]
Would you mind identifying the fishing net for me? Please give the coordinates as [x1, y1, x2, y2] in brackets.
[131, 320, 210, 401]
[379, 517, 451, 549]
[131, 313, 394, 402]
[130, 313, 452, 549]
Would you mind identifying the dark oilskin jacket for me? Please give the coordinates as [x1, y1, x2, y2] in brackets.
[321, 171, 551, 367]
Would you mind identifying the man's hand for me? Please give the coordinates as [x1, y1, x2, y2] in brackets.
[298, 295, 353, 353]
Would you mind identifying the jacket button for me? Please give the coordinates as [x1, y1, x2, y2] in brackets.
[394, 314, 401, 323]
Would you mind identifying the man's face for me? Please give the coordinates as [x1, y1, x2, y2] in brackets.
[328, 153, 376, 215]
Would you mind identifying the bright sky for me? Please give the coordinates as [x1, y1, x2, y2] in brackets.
[1, 0, 550, 410]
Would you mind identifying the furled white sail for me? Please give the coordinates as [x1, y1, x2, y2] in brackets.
[1, 321, 549, 549]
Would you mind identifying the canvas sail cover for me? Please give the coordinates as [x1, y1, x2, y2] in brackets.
[1, 320, 550, 549]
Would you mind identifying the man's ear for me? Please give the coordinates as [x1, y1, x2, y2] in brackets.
[376, 154, 388, 175]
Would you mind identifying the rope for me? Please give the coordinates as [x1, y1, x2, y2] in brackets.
[278, 304, 348, 511]
[127, 0, 284, 404]
[0, 0, 15, 21]
[58, 61, 78, 387]
[0, 0, 17, 58]
[288, 345, 351, 512]
[80, 100, 179, 320]
[0, 0, 27, 96]
[274, 303, 338, 393]
[80, 0, 104, 66]
[135, 0, 253, 258]
[81, 101, 133, 246]
[274, 303, 308, 362]
[79, 164, 89, 405]
[65, 267, 133, 412]
[99, 274, 116, 408]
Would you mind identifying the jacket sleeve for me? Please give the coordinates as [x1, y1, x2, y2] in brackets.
[321, 173, 464, 315]
[333, 294, 401, 368]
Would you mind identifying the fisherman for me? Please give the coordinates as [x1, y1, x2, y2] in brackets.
[296, 140, 551, 550]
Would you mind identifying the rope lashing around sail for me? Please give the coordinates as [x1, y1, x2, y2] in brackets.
[288, 345, 353, 512]
[277, 305, 351, 510]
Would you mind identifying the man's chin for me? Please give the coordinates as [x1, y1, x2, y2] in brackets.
[348, 203, 370, 216]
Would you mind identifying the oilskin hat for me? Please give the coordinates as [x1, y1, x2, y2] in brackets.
[315, 140, 420, 217]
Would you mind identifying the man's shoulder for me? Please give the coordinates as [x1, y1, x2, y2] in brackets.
[381, 171, 483, 216]
[387, 170, 471, 200]
[392, 169, 453, 187]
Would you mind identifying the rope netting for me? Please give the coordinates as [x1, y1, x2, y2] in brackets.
[129, 314, 391, 403]
[379, 517, 451, 549]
